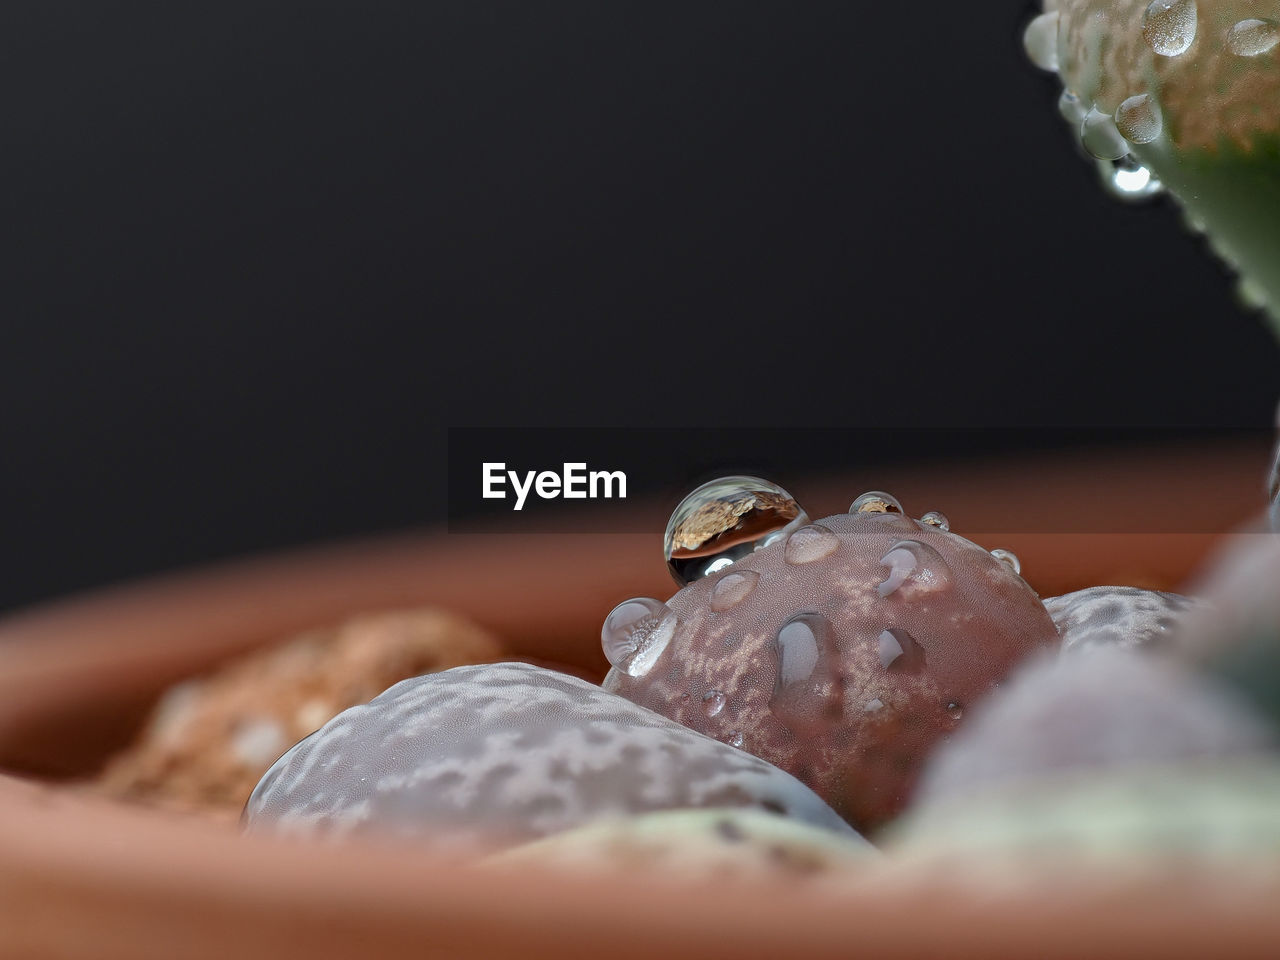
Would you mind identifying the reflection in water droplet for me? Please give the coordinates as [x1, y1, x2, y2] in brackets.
[947, 702, 964, 721]
[865, 698, 884, 712]
[991, 548, 1022, 575]
[1142, 0, 1197, 57]
[1058, 90, 1088, 125]
[1115, 94, 1162, 144]
[877, 629, 903, 669]
[728, 732, 744, 748]
[664, 476, 808, 585]
[703, 689, 726, 718]
[850, 491, 904, 515]
[601, 598, 677, 677]
[775, 617, 821, 688]
[1098, 156, 1164, 201]
[784, 523, 840, 564]
[920, 510, 950, 532]
[878, 545, 916, 597]
[1023, 11, 1060, 71]
[1080, 108, 1130, 160]
[878, 540, 951, 597]
[1227, 18, 1279, 56]
[877, 628, 928, 672]
[710, 570, 760, 612]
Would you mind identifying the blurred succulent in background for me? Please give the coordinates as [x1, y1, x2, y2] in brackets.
[1025, 0, 1280, 327]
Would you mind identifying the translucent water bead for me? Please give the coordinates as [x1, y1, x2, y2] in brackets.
[664, 476, 808, 586]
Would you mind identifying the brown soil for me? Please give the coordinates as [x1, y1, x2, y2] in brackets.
[92, 608, 504, 820]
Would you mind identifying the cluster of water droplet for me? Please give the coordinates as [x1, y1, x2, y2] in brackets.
[1042, 35, 1165, 200]
[1027, 1, 1280, 201]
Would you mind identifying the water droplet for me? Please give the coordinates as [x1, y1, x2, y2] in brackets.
[1023, 11, 1060, 71]
[990, 548, 1022, 575]
[1115, 94, 1162, 144]
[1142, 0, 1197, 57]
[878, 545, 916, 597]
[775, 617, 821, 688]
[601, 597, 677, 677]
[1080, 108, 1130, 161]
[877, 628, 927, 672]
[769, 614, 842, 733]
[877, 539, 951, 597]
[1058, 89, 1088, 125]
[710, 570, 760, 612]
[1098, 155, 1164, 201]
[919, 510, 950, 532]
[728, 731, 744, 748]
[946, 702, 964, 721]
[783, 523, 840, 564]
[1227, 18, 1279, 56]
[703, 689, 726, 718]
[864, 698, 884, 712]
[850, 491, 904, 515]
[664, 477, 807, 585]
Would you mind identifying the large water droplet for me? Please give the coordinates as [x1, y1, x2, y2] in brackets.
[919, 510, 950, 532]
[1142, 0, 1197, 57]
[990, 548, 1022, 575]
[665, 476, 808, 586]
[1227, 18, 1279, 57]
[784, 523, 840, 564]
[878, 540, 951, 597]
[709, 570, 760, 612]
[877, 628, 927, 672]
[1115, 94, 1162, 144]
[703, 689, 727, 718]
[601, 597, 677, 677]
[775, 617, 821, 688]
[850, 490, 904, 516]
[1098, 155, 1164, 201]
[1080, 108, 1130, 160]
[1023, 11, 1060, 71]
[1058, 89, 1088, 125]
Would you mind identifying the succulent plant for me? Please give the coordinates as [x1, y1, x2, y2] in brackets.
[483, 807, 875, 878]
[243, 662, 855, 849]
[892, 759, 1280, 866]
[911, 646, 1274, 807]
[1025, 0, 1280, 326]
[604, 484, 1060, 834]
[1180, 532, 1280, 730]
[892, 646, 1280, 865]
[1043, 585, 1203, 656]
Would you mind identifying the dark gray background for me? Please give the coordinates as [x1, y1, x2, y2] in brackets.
[3, 1, 1277, 613]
